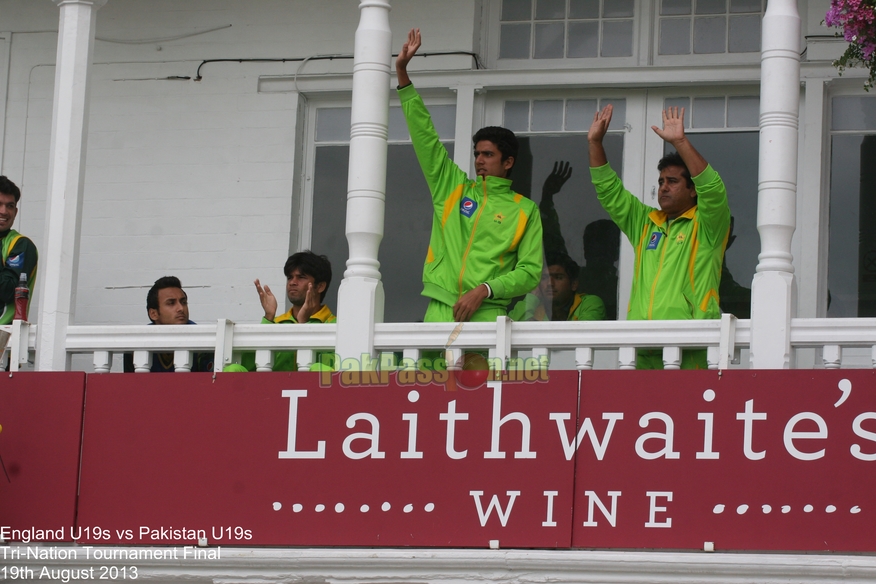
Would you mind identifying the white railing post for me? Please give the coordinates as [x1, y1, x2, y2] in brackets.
[35, 0, 107, 371]
[334, 0, 391, 363]
[749, 0, 800, 369]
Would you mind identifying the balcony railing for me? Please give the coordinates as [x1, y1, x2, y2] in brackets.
[4, 315, 876, 372]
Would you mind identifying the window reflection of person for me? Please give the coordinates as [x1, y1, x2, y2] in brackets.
[719, 216, 751, 319]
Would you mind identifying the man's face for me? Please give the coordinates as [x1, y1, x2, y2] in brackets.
[0, 192, 18, 232]
[474, 140, 513, 178]
[546, 264, 577, 306]
[657, 165, 697, 219]
[286, 268, 326, 306]
[148, 287, 189, 324]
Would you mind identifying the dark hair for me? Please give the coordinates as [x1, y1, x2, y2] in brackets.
[657, 151, 694, 188]
[583, 219, 621, 263]
[545, 252, 579, 284]
[284, 250, 332, 302]
[146, 276, 185, 322]
[472, 126, 518, 171]
[0, 176, 21, 203]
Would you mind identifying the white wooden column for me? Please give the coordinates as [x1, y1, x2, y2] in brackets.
[334, 0, 390, 362]
[749, 0, 800, 369]
[36, 0, 107, 371]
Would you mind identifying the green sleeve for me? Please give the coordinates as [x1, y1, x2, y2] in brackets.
[486, 205, 544, 300]
[691, 164, 731, 246]
[573, 294, 606, 321]
[399, 84, 468, 207]
[591, 163, 651, 247]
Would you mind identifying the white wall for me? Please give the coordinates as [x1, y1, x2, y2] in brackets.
[0, 0, 478, 332]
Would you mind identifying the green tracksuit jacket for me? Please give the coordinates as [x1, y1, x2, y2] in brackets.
[0, 229, 37, 325]
[399, 84, 543, 311]
[591, 163, 730, 321]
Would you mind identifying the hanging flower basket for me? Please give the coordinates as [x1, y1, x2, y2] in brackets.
[826, 0, 876, 90]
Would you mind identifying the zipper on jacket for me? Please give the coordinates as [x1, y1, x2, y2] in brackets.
[458, 179, 488, 297]
[647, 224, 670, 319]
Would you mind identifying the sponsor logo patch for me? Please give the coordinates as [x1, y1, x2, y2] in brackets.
[460, 197, 478, 218]
[646, 232, 663, 250]
[7, 253, 23, 268]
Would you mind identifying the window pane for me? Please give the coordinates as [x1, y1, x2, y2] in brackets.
[510, 134, 624, 319]
[566, 99, 598, 130]
[693, 97, 725, 128]
[504, 101, 531, 132]
[664, 133, 759, 319]
[694, 16, 726, 54]
[536, 0, 565, 19]
[729, 0, 761, 12]
[502, 0, 532, 21]
[727, 96, 759, 127]
[662, 0, 692, 15]
[312, 143, 455, 323]
[599, 98, 626, 130]
[659, 18, 691, 55]
[601, 20, 633, 57]
[828, 135, 876, 317]
[570, 0, 599, 19]
[696, 0, 726, 14]
[532, 100, 564, 131]
[568, 21, 599, 57]
[832, 96, 876, 131]
[388, 107, 408, 141]
[728, 14, 760, 52]
[500, 23, 532, 58]
[665, 97, 692, 128]
[603, 0, 634, 18]
[534, 22, 565, 58]
[316, 108, 351, 142]
[430, 105, 457, 140]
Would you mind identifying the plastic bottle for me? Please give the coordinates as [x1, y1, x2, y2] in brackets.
[13, 272, 28, 321]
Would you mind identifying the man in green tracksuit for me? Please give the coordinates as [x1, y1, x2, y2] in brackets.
[225, 251, 336, 372]
[510, 252, 605, 322]
[588, 105, 730, 369]
[0, 176, 37, 325]
[396, 29, 543, 323]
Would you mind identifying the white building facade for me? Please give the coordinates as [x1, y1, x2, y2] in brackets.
[3, 0, 876, 581]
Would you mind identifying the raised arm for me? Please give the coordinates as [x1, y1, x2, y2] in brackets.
[588, 105, 613, 168]
[395, 28, 421, 88]
[651, 107, 707, 177]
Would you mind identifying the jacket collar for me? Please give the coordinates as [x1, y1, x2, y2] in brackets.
[648, 204, 697, 228]
[275, 304, 334, 323]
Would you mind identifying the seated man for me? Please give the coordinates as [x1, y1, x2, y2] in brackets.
[226, 251, 335, 372]
[510, 253, 605, 322]
[123, 276, 214, 372]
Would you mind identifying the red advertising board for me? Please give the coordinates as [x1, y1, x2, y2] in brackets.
[0, 372, 86, 542]
[77, 370, 577, 547]
[573, 370, 876, 552]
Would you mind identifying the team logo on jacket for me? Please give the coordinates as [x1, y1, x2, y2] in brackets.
[460, 197, 478, 217]
[6, 253, 22, 268]
[646, 232, 662, 250]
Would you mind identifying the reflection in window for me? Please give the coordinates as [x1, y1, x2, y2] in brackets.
[658, 0, 763, 56]
[664, 133, 759, 319]
[510, 134, 623, 319]
[500, 0, 634, 60]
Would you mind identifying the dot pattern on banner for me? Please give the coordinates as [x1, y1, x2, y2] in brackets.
[272, 501, 436, 514]
[711, 503, 861, 515]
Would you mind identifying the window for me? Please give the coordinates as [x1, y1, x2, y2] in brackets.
[498, 96, 625, 319]
[658, 0, 764, 56]
[828, 96, 876, 318]
[308, 104, 456, 323]
[499, 0, 635, 60]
